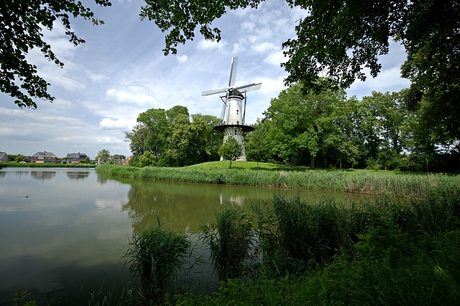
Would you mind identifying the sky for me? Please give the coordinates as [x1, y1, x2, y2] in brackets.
[0, 0, 411, 159]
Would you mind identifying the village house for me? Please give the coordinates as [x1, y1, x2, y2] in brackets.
[66, 152, 89, 164]
[31, 151, 57, 164]
[0, 152, 9, 162]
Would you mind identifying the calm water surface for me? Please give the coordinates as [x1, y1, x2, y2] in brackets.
[0, 167, 374, 304]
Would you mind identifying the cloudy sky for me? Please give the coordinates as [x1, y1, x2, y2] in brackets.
[0, 0, 410, 159]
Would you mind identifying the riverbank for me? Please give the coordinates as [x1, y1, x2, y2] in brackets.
[95, 164, 460, 199]
[92, 193, 460, 306]
[0, 162, 96, 168]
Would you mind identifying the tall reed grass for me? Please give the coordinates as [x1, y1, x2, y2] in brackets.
[96, 165, 460, 199]
[199, 208, 258, 282]
[122, 218, 190, 305]
[176, 191, 460, 305]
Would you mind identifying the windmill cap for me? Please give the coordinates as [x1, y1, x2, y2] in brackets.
[228, 89, 244, 99]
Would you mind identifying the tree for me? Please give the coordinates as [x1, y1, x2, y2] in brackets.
[125, 106, 222, 167]
[218, 137, 243, 169]
[96, 149, 110, 164]
[141, 0, 459, 146]
[1, 0, 111, 108]
[245, 119, 271, 169]
[261, 82, 348, 169]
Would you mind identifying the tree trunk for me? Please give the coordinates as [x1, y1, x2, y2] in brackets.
[310, 155, 315, 170]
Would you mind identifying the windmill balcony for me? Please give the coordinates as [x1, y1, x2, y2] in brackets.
[213, 122, 255, 132]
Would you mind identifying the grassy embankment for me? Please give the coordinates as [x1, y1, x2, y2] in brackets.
[0, 162, 95, 168]
[95, 162, 460, 199]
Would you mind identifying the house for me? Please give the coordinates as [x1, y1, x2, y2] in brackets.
[0, 152, 8, 162]
[67, 152, 89, 164]
[31, 151, 57, 164]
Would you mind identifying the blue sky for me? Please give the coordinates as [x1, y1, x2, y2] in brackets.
[0, 0, 410, 159]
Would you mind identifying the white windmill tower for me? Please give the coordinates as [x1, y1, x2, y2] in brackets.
[202, 57, 262, 161]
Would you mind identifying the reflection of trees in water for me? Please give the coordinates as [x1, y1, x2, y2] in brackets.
[121, 182, 258, 235]
[119, 178, 377, 235]
[97, 175, 109, 185]
[66, 172, 89, 180]
[0, 171, 5, 178]
[122, 185, 209, 234]
[31, 171, 56, 180]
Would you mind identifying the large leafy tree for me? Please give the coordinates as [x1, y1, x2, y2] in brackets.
[281, 0, 460, 148]
[259, 82, 349, 169]
[1, 0, 111, 108]
[125, 106, 222, 166]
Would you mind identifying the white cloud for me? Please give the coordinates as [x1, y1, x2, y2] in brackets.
[99, 117, 134, 130]
[197, 39, 227, 51]
[90, 73, 108, 81]
[255, 76, 287, 95]
[263, 50, 287, 66]
[251, 42, 278, 54]
[348, 66, 410, 98]
[176, 55, 188, 63]
[106, 88, 154, 105]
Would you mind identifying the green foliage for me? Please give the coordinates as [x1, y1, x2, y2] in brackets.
[140, 0, 262, 55]
[122, 219, 191, 305]
[139, 151, 156, 167]
[1, 0, 111, 108]
[199, 208, 258, 281]
[96, 149, 111, 164]
[218, 137, 243, 169]
[125, 107, 222, 167]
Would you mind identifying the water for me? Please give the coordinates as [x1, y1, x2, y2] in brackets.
[0, 167, 374, 304]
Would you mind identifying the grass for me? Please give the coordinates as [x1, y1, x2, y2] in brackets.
[95, 163, 460, 199]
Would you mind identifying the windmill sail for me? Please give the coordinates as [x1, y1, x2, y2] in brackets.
[201, 56, 261, 162]
[228, 57, 238, 87]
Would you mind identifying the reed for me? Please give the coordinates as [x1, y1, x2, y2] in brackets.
[96, 165, 460, 199]
[253, 196, 356, 276]
[175, 230, 460, 306]
[199, 208, 258, 282]
[122, 218, 190, 305]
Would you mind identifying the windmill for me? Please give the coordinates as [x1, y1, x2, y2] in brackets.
[202, 57, 262, 161]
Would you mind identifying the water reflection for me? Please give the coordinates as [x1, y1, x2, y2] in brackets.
[31, 171, 56, 180]
[0, 168, 377, 305]
[66, 171, 90, 180]
[113, 175, 375, 234]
